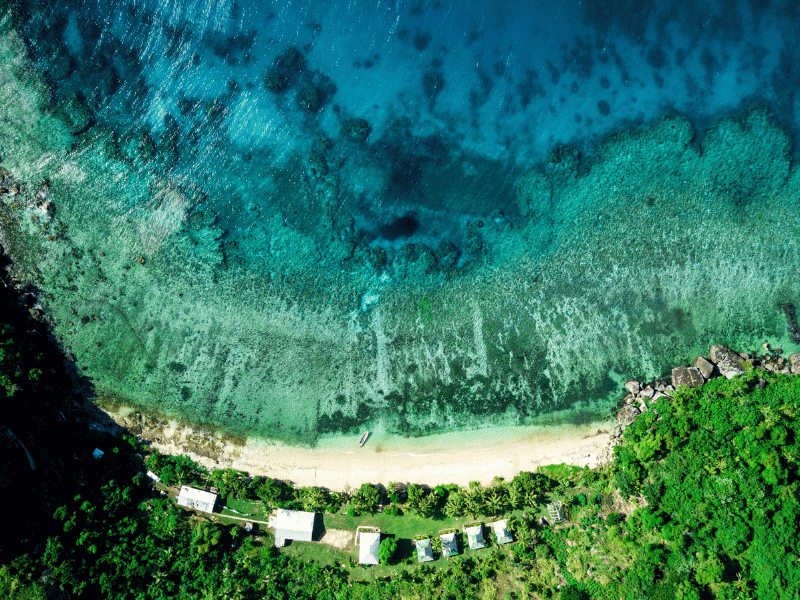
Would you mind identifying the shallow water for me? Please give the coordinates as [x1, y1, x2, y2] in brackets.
[1, 0, 800, 444]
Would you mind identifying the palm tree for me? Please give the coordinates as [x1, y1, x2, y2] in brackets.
[444, 492, 465, 518]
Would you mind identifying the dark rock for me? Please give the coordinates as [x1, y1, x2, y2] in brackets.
[392, 243, 436, 279]
[671, 366, 704, 389]
[709, 344, 747, 379]
[56, 92, 93, 134]
[463, 221, 483, 254]
[341, 118, 370, 142]
[434, 240, 460, 268]
[297, 87, 324, 112]
[693, 356, 715, 379]
[616, 404, 640, 426]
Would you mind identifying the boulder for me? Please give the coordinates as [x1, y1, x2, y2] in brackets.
[640, 386, 655, 399]
[624, 380, 641, 395]
[789, 353, 800, 374]
[671, 366, 705, 389]
[709, 345, 747, 379]
[693, 356, 715, 379]
[616, 404, 640, 426]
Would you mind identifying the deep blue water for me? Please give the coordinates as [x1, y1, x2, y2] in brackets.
[19, 0, 800, 259]
[5, 0, 800, 441]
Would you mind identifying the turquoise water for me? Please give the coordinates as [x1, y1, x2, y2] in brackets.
[1, 1, 800, 443]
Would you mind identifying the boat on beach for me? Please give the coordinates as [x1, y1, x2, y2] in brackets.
[359, 432, 370, 447]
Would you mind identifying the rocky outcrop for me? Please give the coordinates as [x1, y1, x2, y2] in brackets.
[601, 344, 800, 460]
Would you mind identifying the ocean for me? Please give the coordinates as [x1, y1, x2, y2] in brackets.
[1, 0, 799, 444]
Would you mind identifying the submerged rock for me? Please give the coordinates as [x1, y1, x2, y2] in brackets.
[434, 240, 460, 269]
[392, 243, 437, 280]
[55, 92, 92, 134]
[342, 118, 370, 142]
[297, 87, 324, 112]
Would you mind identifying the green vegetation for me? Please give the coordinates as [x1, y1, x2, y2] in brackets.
[1, 270, 799, 598]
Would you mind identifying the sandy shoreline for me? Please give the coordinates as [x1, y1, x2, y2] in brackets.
[134, 419, 614, 492]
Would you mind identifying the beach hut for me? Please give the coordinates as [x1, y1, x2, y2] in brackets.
[440, 532, 458, 558]
[268, 509, 316, 547]
[547, 501, 566, 523]
[464, 524, 486, 550]
[176, 486, 218, 514]
[358, 530, 381, 565]
[489, 519, 513, 544]
[415, 538, 434, 562]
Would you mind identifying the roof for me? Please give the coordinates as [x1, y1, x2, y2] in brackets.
[176, 486, 217, 513]
[489, 519, 513, 544]
[547, 501, 566, 523]
[358, 531, 381, 565]
[415, 538, 434, 562]
[440, 532, 458, 557]
[269, 509, 315, 546]
[464, 525, 486, 550]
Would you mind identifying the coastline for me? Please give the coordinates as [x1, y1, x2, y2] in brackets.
[103, 406, 612, 491]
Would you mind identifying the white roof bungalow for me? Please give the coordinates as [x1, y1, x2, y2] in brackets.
[358, 530, 381, 565]
[440, 532, 458, 558]
[489, 519, 513, 545]
[415, 538, 434, 562]
[464, 524, 486, 550]
[268, 509, 316, 547]
[176, 486, 217, 513]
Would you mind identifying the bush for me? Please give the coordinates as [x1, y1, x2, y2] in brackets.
[378, 537, 397, 565]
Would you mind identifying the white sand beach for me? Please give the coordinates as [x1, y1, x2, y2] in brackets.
[145, 421, 613, 491]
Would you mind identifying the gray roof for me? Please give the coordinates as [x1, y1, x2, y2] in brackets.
[415, 538, 434, 562]
[440, 532, 458, 557]
[464, 525, 486, 550]
[176, 486, 217, 514]
[270, 509, 315, 546]
[489, 519, 513, 544]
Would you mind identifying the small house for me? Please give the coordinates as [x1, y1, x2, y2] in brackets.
[145, 470, 161, 483]
[489, 519, 513, 544]
[547, 501, 566, 523]
[92, 448, 104, 459]
[464, 524, 486, 550]
[358, 530, 381, 565]
[268, 509, 316, 547]
[415, 538, 434, 562]
[440, 532, 458, 558]
[176, 486, 218, 514]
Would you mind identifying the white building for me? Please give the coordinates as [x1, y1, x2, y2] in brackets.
[489, 519, 513, 544]
[464, 524, 486, 550]
[176, 486, 217, 513]
[440, 532, 458, 557]
[268, 509, 316, 547]
[358, 531, 381, 565]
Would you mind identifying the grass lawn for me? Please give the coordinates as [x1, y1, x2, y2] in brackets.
[219, 496, 269, 519]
